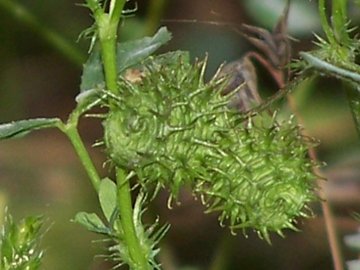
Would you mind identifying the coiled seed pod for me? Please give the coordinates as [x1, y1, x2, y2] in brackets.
[104, 52, 317, 239]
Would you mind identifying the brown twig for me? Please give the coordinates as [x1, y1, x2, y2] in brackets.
[244, 3, 344, 267]
[286, 94, 344, 270]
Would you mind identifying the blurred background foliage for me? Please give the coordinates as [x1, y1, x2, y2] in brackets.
[0, 0, 359, 269]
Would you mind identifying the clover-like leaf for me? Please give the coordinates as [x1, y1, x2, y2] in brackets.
[98, 178, 117, 223]
[73, 212, 109, 235]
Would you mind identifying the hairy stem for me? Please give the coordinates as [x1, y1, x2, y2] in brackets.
[0, 0, 85, 66]
[116, 169, 150, 269]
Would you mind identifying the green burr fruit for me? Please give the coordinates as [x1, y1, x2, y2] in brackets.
[104, 51, 318, 240]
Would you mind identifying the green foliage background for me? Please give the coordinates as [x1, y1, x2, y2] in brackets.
[0, 0, 359, 269]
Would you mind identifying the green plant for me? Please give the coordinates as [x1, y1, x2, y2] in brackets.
[0, 0, 359, 269]
[0, 213, 45, 270]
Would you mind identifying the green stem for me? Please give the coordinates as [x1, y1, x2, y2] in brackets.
[300, 52, 360, 86]
[0, 0, 85, 66]
[89, 0, 149, 268]
[109, 0, 127, 27]
[318, 0, 336, 44]
[331, 0, 349, 43]
[100, 31, 119, 94]
[95, 0, 127, 95]
[116, 168, 149, 269]
[86, 0, 102, 17]
[61, 116, 101, 192]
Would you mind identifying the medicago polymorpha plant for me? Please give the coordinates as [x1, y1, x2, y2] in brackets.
[3, 0, 360, 268]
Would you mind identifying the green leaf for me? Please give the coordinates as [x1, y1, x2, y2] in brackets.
[116, 26, 172, 73]
[80, 46, 105, 92]
[0, 118, 61, 140]
[80, 26, 172, 91]
[99, 178, 117, 222]
[73, 212, 109, 234]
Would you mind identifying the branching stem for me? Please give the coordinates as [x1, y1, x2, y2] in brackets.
[85, 0, 150, 268]
[59, 113, 101, 192]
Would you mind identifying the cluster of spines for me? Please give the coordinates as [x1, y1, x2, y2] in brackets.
[104, 52, 237, 192]
[195, 115, 318, 241]
[104, 52, 317, 239]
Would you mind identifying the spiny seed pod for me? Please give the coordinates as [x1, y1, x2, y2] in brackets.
[104, 51, 233, 195]
[103, 51, 317, 239]
[195, 114, 318, 241]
